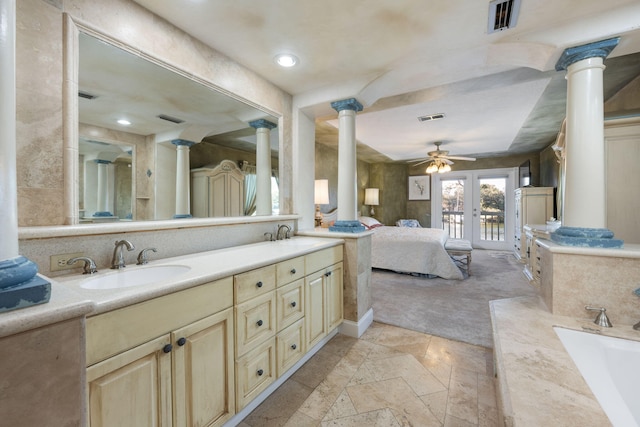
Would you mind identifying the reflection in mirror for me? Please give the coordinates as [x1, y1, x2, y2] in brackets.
[77, 31, 279, 223]
[78, 137, 133, 222]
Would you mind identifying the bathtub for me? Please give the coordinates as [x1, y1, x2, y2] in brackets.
[554, 327, 640, 427]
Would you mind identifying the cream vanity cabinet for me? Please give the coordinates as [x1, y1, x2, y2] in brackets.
[513, 187, 554, 261]
[85, 278, 235, 427]
[305, 246, 344, 349]
[523, 224, 551, 286]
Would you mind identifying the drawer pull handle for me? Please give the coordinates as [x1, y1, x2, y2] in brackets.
[162, 344, 173, 353]
[290, 268, 296, 274]
[324, 271, 332, 277]
[257, 369, 264, 376]
[291, 301, 296, 307]
[291, 344, 297, 350]
[256, 281, 263, 288]
[257, 319, 264, 327]
[177, 337, 186, 346]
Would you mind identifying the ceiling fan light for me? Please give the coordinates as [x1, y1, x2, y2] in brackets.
[443, 164, 452, 172]
[426, 162, 438, 174]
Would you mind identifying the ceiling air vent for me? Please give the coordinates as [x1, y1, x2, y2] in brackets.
[157, 114, 185, 124]
[78, 90, 98, 100]
[418, 113, 445, 123]
[488, 0, 521, 33]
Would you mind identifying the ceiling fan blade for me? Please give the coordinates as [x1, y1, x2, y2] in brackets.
[445, 155, 476, 161]
[410, 159, 432, 167]
[442, 158, 454, 165]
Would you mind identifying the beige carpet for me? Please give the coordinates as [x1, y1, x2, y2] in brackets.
[372, 249, 538, 348]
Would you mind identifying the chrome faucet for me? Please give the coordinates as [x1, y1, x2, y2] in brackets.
[585, 306, 612, 328]
[276, 224, 291, 240]
[67, 256, 98, 275]
[137, 247, 157, 265]
[111, 239, 135, 269]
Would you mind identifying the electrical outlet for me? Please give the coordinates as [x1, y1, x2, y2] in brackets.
[50, 252, 84, 272]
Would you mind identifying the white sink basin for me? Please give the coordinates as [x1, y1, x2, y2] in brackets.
[274, 237, 320, 246]
[80, 265, 191, 290]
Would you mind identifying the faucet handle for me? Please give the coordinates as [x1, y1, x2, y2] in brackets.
[264, 232, 274, 242]
[67, 256, 98, 275]
[585, 306, 612, 328]
[137, 248, 157, 265]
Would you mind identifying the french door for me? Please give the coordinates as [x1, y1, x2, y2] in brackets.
[431, 168, 517, 250]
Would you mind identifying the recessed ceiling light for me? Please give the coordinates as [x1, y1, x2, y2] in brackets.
[275, 53, 298, 68]
[117, 119, 131, 126]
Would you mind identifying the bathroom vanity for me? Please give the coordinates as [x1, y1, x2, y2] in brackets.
[60, 237, 343, 427]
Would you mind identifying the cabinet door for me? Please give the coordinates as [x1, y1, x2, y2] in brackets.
[86, 335, 172, 427]
[235, 291, 277, 357]
[276, 278, 305, 331]
[305, 270, 326, 348]
[235, 337, 276, 411]
[326, 262, 344, 332]
[172, 308, 235, 427]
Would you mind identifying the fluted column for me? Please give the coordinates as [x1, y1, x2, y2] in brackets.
[93, 160, 113, 217]
[552, 37, 622, 247]
[0, 0, 50, 312]
[172, 139, 195, 218]
[329, 98, 365, 233]
[250, 119, 277, 216]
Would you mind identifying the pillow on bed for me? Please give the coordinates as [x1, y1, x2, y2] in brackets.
[396, 219, 422, 228]
[359, 216, 383, 229]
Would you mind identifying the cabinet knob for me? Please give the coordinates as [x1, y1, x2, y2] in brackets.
[162, 344, 173, 353]
[324, 271, 332, 277]
[291, 301, 296, 308]
[291, 344, 297, 350]
[257, 319, 264, 327]
[290, 268, 296, 274]
[257, 369, 264, 376]
[177, 337, 186, 346]
[256, 281, 263, 288]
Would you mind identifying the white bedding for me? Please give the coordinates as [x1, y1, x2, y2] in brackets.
[370, 226, 463, 280]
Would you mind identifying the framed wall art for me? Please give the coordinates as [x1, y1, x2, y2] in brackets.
[408, 175, 430, 200]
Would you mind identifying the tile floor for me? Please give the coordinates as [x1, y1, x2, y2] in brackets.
[240, 322, 498, 426]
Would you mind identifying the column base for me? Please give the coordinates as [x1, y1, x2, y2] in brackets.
[550, 226, 623, 248]
[93, 211, 114, 217]
[173, 214, 193, 219]
[0, 256, 51, 313]
[329, 220, 365, 233]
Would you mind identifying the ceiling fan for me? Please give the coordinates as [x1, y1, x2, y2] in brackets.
[409, 141, 476, 173]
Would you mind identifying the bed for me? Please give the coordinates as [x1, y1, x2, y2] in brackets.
[362, 216, 464, 280]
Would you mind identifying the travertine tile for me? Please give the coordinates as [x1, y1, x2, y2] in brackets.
[298, 371, 352, 421]
[321, 408, 401, 427]
[322, 390, 357, 421]
[446, 367, 479, 424]
[242, 379, 313, 427]
[420, 389, 448, 423]
[364, 353, 446, 396]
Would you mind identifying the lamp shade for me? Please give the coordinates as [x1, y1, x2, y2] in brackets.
[314, 179, 329, 204]
[364, 188, 379, 206]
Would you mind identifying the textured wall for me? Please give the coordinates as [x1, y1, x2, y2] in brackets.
[369, 163, 407, 225]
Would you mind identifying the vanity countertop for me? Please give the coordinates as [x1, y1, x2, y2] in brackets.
[54, 236, 343, 316]
[491, 295, 640, 426]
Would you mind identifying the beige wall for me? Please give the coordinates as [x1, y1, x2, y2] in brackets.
[15, 0, 292, 226]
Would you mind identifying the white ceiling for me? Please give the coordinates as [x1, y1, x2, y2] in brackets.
[127, 0, 640, 162]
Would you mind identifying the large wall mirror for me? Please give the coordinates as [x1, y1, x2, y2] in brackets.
[76, 30, 279, 224]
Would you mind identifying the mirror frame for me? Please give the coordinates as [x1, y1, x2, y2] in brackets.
[63, 15, 284, 226]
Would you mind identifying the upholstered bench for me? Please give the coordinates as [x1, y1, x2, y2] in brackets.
[445, 239, 473, 276]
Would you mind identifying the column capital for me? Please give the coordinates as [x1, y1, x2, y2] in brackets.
[94, 159, 111, 164]
[331, 98, 363, 113]
[171, 139, 196, 147]
[555, 37, 620, 71]
[249, 119, 277, 130]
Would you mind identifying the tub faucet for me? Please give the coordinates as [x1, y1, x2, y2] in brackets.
[111, 239, 135, 269]
[276, 224, 291, 240]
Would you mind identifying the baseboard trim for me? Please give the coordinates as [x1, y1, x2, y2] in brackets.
[339, 308, 374, 338]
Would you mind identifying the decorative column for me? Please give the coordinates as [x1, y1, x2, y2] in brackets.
[93, 160, 113, 217]
[0, 0, 50, 312]
[552, 38, 622, 247]
[172, 139, 195, 218]
[250, 119, 277, 216]
[329, 98, 365, 233]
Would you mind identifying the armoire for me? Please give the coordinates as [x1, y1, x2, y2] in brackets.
[191, 160, 245, 217]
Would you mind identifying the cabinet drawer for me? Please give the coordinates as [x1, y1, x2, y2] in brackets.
[276, 318, 305, 377]
[305, 246, 343, 275]
[276, 279, 304, 331]
[276, 256, 305, 286]
[235, 292, 276, 357]
[234, 265, 276, 304]
[235, 337, 275, 411]
[86, 277, 233, 366]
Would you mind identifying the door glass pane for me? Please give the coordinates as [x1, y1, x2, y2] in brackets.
[479, 177, 506, 241]
[441, 179, 465, 239]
